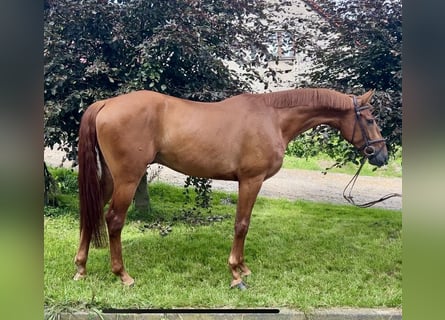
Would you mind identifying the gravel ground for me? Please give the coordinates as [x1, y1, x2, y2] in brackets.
[45, 147, 402, 210]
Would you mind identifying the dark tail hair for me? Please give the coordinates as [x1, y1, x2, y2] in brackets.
[78, 101, 107, 248]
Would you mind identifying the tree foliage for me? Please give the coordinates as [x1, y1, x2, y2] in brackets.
[289, 0, 402, 162]
[44, 0, 402, 168]
[44, 0, 274, 160]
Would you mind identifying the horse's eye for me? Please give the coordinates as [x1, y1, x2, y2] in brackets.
[366, 119, 374, 125]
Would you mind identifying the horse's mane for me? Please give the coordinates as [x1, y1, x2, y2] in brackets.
[251, 88, 353, 111]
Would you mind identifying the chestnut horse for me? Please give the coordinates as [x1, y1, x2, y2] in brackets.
[74, 88, 387, 288]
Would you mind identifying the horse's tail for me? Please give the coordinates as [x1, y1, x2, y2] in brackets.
[78, 101, 107, 248]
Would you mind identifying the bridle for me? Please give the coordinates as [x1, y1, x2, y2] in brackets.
[351, 96, 385, 158]
[343, 96, 402, 208]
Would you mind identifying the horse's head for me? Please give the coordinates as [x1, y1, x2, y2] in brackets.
[341, 90, 388, 167]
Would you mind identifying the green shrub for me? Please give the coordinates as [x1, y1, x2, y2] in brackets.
[44, 166, 79, 216]
[50, 167, 78, 194]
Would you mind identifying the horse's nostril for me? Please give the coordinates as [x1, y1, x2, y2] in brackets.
[364, 146, 375, 156]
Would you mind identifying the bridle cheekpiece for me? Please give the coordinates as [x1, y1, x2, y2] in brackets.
[352, 96, 385, 158]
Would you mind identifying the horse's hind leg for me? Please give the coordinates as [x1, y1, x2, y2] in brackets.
[105, 173, 143, 286]
[73, 231, 92, 280]
[74, 159, 113, 280]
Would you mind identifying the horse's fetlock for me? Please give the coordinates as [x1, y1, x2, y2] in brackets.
[74, 254, 86, 266]
[228, 254, 241, 268]
[111, 265, 123, 275]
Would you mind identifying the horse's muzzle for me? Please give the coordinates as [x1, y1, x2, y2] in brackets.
[367, 147, 388, 167]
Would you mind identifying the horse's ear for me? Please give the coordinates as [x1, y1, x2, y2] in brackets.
[360, 89, 375, 105]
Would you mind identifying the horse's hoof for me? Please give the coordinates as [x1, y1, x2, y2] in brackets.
[73, 272, 85, 281]
[230, 281, 248, 290]
[237, 281, 248, 290]
[122, 278, 135, 287]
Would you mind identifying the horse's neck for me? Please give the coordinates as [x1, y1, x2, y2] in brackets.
[276, 105, 343, 144]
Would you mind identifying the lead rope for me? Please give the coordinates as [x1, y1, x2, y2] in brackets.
[343, 157, 402, 208]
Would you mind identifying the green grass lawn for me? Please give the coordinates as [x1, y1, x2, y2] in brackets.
[44, 181, 402, 313]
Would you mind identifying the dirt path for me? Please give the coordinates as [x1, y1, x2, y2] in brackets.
[45, 148, 402, 211]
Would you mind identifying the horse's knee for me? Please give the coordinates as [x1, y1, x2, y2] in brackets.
[234, 220, 249, 237]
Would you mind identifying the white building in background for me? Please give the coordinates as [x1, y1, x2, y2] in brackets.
[227, 0, 331, 92]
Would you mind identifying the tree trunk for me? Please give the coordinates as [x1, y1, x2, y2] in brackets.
[44, 162, 57, 206]
[44, 162, 50, 205]
[134, 171, 150, 214]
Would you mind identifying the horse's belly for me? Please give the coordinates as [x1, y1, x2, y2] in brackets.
[153, 144, 283, 182]
[153, 152, 239, 181]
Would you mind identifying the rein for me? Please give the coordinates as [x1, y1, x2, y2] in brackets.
[342, 97, 402, 208]
[342, 157, 402, 208]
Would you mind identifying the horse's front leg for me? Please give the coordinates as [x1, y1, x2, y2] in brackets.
[228, 176, 264, 289]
